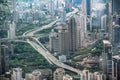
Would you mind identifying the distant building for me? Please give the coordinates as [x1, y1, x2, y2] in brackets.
[102, 40, 112, 80]
[57, 23, 69, 55]
[60, 10, 66, 22]
[112, 25, 120, 46]
[49, 29, 59, 53]
[53, 68, 65, 80]
[101, 14, 107, 31]
[12, 68, 23, 80]
[26, 69, 52, 80]
[63, 74, 73, 80]
[0, 45, 9, 77]
[112, 55, 120, 80]
[93, 72, 103, 80]
[59, 55, 67, 62]
[8, 21, 16, 39]
[68, 16, 78, 52]
[112, 0, 120, 14]
[65, 0, 72, 13]
[50, 0, 55, 16]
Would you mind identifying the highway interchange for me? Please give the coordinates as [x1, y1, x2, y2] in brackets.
[23, 7, 82, 74]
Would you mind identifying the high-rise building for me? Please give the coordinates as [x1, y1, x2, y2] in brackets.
[53, 68, 65, 80]
[112, 25, 120, 46]
[0, 45, 9, 77]
[8, 21, 16, 39]
[50, 0, 55, 16]
[86, 0, 91, 15]
[49, 29, 59, 54]
[68, 16, 78, 52]
[112, 0, 120, 14]
[73, 0, 82, 6]
[57, 23, 69, 55]
[65, 0, 72, 13]
[101, 14, 107, 31]
[112, 55, 120, 80]
[12, 68, 23, 80]
[75, 14, 86, 48]
[102, 40, 112, 80]
[60, 10, 66, 22]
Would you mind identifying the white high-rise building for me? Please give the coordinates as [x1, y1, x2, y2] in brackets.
[12, 68, 23, 80]
[81, 0, 87, 33]
[50, 0, 55, 16]
[8, 21, 16, 39]
[76, 14, 86, 48]
[49, 29, 59, 54]
[101, 14, 107, 31]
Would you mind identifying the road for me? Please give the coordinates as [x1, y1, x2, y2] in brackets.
[24, 8, 82, 74]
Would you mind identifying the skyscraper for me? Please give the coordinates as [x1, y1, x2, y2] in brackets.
[112, 25, 120, 46]
[57, 23, 69, 55]
[49, 29, 59, 54]
[101, 14, 107, 31]
[0, 45, 9, 79]
[8, 21, 16, 39]
[112, 55, 120, 80]
[68, 16, 78, 52]
[112, 0, 120, 14]
[50, 0, 55, 16]
[65, 0, 72, 13]
[102, 40, 112, 80]
[86, 0, 91, 15]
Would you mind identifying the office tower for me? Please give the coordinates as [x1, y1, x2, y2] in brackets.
[53, 68, 65, 80]
[49, 29, 59, 54]
[50, 0, 55, 16]
[112, 25, 120, 46]
[112, 55, 120, 80]
[0, 45, 9, 77]
[8, 21, 16, 39]
[12, 68, 23, 80]
[68, 16, 78, 52]
[86, 0, 91, 15]
[13, 11, 19, 23]
[102, 40, 112, 80]
[115, 15, 120, 25]
[63, 74, 73, 80]
[112, 0, 120, 14]
[81, 0, 87, 32]
[60, 10, 66, 22]
[57, 23, 69, 55]
[78, 14, 86, 47]
[65, 0, 72, 13]
[101, 14, 107, 31]
[81, 0, 87, 15]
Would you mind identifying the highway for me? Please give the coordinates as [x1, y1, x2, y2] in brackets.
[24, 8, 82, 74]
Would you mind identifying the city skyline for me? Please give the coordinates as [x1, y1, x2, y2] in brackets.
[0, 0, 120, 80]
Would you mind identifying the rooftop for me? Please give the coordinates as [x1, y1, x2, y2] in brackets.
[113, 55, 120, 60]
[103, 40, 111, 45]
